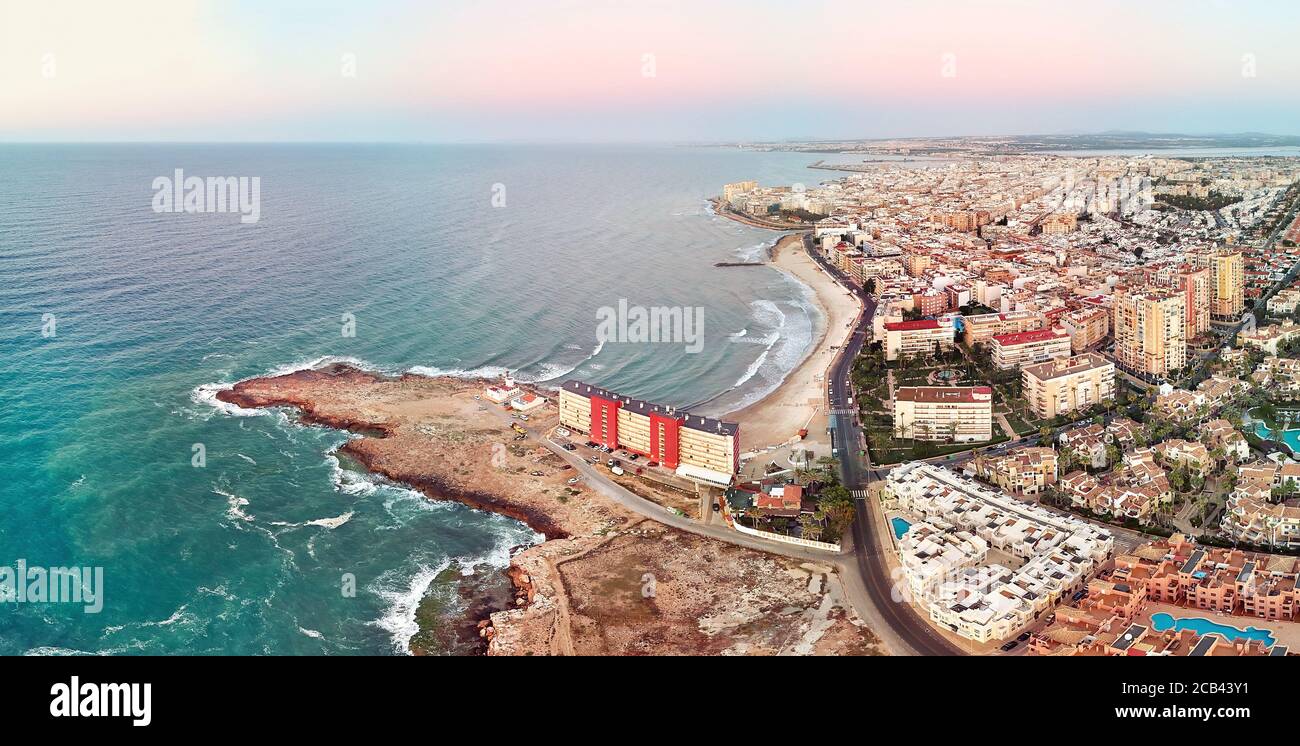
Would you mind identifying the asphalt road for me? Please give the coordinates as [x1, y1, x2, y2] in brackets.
[803, 234, 966, 655]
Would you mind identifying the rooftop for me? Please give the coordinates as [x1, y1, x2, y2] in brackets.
[894, 386, 993, 404]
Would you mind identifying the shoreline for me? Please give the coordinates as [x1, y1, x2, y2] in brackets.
[722, 231, 863, 456]
[211, 365, 880, 656]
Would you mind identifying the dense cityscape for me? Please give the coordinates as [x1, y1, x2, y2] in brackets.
[714, 142, 1300, 656]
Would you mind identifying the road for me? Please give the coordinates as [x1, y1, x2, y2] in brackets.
[802, 233, 966, 655]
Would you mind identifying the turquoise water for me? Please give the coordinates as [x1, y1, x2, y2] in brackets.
[1150, 613, 1277, 647]
[0, 144, 829, 655]
[1251, 420, 1300, 452]
[891, 517, 912, 541]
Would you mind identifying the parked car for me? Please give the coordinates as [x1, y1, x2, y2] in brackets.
[647, 461, 659, 468]
[1017, 632, 1031, 642]
[627, 453, 639, 461]
[513, 434, 526, 441]
[711, 503, 720, 513]
[567, 477, 580, 485]
[529, 470, 545, 477]
[561, 443, 577, 451]
[554, 427, 570, 438]
[585, 441, 597, 449]
[1000, 641, 1019, 652]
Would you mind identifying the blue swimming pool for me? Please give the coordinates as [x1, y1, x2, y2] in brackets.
[1251, 417, 1300, 452]
[1150, 613, 1277, 647]
[891, 517, 912, 541]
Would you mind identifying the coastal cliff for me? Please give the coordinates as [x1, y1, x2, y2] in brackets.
[216, 363, 882, 656]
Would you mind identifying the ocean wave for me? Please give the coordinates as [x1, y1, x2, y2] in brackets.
[405, 363, 511, 380]
[191, 381, 267, 418]
[269, 511, 354, 530]
[327, 452, 377, 496]
[733, 238, 775, 262]
[730, 333, 780, 391]
[749, 299, 788, 330]
[213, 487, 253, 523]
[371, 560, 452, 655]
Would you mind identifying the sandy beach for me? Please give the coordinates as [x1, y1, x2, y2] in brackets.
[727, 233, 863, 455]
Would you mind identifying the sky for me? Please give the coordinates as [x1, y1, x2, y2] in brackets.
[2, 0, 1298, 142]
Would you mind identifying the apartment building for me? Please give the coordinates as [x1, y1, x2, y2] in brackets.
[883, 318, 955, 361]
[892, 386, 993, 443]
[558, 380, 739, 485]
[965, 446, 1058, 495]
[1268, 286, 1300, 315]
[989, 327, 1072, 370]
[1211, 251, 1246, 320]
[1059, 306, 1108, 353]
[1191, 249, 1245, 320]
[1237, 319, 1300, 355]
[960, 310, 1046, 347]
[1112, 285, 1187, 378]
[1177, 266, 1212, 339]
[1251, 355, 1300, 395]
[887, 463, 1113, 643]
[1020, 352, 1116, 419]
[722, 180, 758, 205]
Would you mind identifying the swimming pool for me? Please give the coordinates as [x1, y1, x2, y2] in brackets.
[891, 517, 912, 541]
[1250, 415, 1300, 452]
[1150, 613, 1277, 647]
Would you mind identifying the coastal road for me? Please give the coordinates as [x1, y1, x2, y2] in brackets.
[803, 233, 966, 656]
[496, 409, 846, 567]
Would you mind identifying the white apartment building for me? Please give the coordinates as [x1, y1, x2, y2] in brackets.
[989, 327, 1072, 370]
[886, 462, 1113, 643]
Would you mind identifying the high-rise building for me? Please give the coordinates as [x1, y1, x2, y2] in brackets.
[1210, 251, 1245, 320]
[1112, 286, 1187, 379]
[722, 181, 758, 205]
[1176, 266, 1212, 340]
[1191, 250, 1244, 321]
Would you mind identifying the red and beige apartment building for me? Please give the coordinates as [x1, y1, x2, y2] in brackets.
[960, 310, 1046, 347]
[989, 327, 1072, 370]
[1176, 266, 1212, 339]
[892, 385, 993, 442]
[559, 381, 739, 486]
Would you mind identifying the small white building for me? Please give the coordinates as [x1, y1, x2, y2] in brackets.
[510, 392, 547, 412]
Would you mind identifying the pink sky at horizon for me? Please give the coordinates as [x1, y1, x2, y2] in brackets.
[2, 0, 1298, 141]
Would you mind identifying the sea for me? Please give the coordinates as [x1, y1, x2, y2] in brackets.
[0, 143, 829, 655]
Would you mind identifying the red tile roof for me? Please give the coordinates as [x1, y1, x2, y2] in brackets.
[992, 327, 1069, 347]
[884, 319, 942, 331]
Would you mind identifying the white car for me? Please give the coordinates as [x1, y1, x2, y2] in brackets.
[555, 427, 570, 438]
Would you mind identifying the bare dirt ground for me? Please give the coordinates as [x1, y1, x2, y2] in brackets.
[218, 364, 884, 656]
